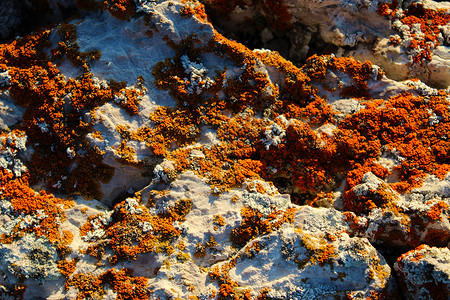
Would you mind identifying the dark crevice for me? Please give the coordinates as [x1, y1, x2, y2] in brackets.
[204, 4, 343, 67]
[305, 31, 340, 59]
[373, 244, 409, 300]
[110, 190, 136, 209]
[269, 177, 317, 206]
[290, 192, 315, 206]
[269, 177, 293, 194]
[0, 0, 80, 43]
[374, 244, 409, 269]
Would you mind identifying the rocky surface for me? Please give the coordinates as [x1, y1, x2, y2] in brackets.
[0, 0, 449, 299]
[395, 244, 450, 299]
[206, 0, 450, 88]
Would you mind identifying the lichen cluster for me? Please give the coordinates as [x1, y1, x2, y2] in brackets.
[0, 0, 449, 298]
[0, 21, 148, 199]
[379, 1, 450, 63]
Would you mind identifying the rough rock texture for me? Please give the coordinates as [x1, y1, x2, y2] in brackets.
[220, 207, 394, 299]
[206, 0, 450, 88]
[0, 0, 449, 299]
[395, 244, 450, 299]
[345, 171, 450, 248]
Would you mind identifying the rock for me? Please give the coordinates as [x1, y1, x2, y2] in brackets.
[207, 0, 392, 51]
[344, 172, 450, 248]
[394, 244, 450, 300]
[0, 233, 60, 283]
[0, 91, 24, 131]
[206, 0, 450, 87]
[0, 0, 449, 298]
[0, 130, 29, 177]
[208, 208, 395, 299]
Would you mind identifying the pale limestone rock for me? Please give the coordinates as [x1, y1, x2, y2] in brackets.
[222, 214, 393, 299]
[395, 245, 450, 300]
[0, 91, 24, 131]
[1, 0, 450, 298]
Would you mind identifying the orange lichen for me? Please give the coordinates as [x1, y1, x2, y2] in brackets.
[66, 273, 104, 299]
[300, 232, 336, 266]
[213, 214, 226, 227]
[389, 35, 402, 46]
[153, 37, 227, 108]
[260, 118, 339, 196]
[194, 235, 217, 258]
[162, 113, 266, 191]
[61, 229, 75, 247]
[57, 259, 77, 278]
[116, 87, 143, 116]
[426, 200, 449, 222]
[377, 0, 398, 18]
[217, 114, 262, 158]
[102, 0, 136, 21]
[255, 49, 314, 104]
[243, 241, 261, 259]
[67, 268, 149, 300]
[101, 268, 149, 300]
[0, 26, 151, 199]
[148, 106, 200, 151]
[256, 288, 272, 300]
[116, 141, 138, 165]
[109, 79, 145, 116]
[66, 72, 111, 111]
[0, 29, 51, 67]
[345, 163, 389, 189]
[151, 33, 320, 195]
[211, 33, 277, 111]
[180, 2, 209, 23]
[231, 206, 296, 247]
[379, 2, 450, 63]
[79, 213, 102, 237]
[344, 161, 413, 214]
[91, 130, 104, 140]
[51, 23, 101, 69]
[342, 93, 450, 193]
[81, 198, 191, 263]
[208, 258, 241, 300]
[153, 19, 450, 222]
[304, 55, 378, 98]
[0, 168, 74, 248]
[7, 3, 450, 299]
[153, 23, 449, 212]
[113, 105, 197, 159]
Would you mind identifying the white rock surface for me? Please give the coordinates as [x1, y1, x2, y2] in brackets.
[394, 244, 450, 300]
[220, 211, 393, 299]
[0, 0, 449, 298]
